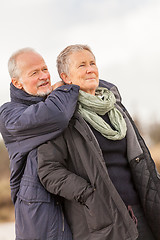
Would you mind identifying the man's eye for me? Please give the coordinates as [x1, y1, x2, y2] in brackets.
[91, 62, 96, 65]
[31, 72, 37, 76]
[79, 64, 85, 67]
[43, 68, 48, 71]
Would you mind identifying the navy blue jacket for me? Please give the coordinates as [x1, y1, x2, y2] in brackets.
[0, 83, 79, 240]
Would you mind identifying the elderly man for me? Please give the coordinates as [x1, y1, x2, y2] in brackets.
[0, 48, 79, 240]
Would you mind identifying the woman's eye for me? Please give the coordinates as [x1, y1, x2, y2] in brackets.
[79, 64, 85, 67]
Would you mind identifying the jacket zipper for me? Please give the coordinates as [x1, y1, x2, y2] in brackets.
[57, 201, 65, 232]
[60, 204, 65, 232]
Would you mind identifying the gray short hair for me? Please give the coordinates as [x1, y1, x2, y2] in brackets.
[56, 44, 95, 77]
[8, 47, 37, 79]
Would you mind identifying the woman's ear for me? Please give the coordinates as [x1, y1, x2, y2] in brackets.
[11, 78, 23, 89]
[60, 73, 72, 84]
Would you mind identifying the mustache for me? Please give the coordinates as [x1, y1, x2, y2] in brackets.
[37, 79, 50, 87]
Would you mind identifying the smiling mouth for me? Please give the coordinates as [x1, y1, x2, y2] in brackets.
[40, 82, 49, 87]
[38, 81, 50, 88]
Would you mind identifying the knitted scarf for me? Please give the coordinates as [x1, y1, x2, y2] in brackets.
[78, 87, 127, 140]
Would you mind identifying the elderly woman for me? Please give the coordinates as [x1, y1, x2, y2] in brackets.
[38, 45, 159, 240]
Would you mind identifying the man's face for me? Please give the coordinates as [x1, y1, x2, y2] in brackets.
[63, 50, 99, 95]
[15, 52, 52, 96]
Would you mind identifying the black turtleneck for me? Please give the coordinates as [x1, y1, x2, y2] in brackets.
[88, 113, 139, 206]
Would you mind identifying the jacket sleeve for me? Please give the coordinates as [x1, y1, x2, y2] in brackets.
[38, 137, 94, 203]
[0, 85, 79, 141]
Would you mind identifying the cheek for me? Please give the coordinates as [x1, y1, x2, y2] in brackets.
[32, 78, 39, 85]
[69, 73, 80, 84]
[26, 79, 39, 91]
[95, 70, 99, 78]
[46, 72, 51, 80]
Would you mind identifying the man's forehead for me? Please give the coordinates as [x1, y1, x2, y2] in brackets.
[17, 52, 46, 70]
[17, 51, 43, 62]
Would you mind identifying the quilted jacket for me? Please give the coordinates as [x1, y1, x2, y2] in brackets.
[38, 80, 160, 240]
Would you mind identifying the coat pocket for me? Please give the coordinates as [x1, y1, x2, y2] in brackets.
[83, 190, 113, 232]
[15, 176, 60, 239]
[17, 175, 51, 203]
[15, 196, 60, 240]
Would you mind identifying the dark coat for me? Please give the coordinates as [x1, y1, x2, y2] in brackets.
[0, 83, 79, 240]
[38, 80, 160, 240]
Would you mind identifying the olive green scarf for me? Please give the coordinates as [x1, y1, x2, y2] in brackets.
[78, 87, 127, 140]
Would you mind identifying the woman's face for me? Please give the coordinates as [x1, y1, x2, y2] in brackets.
[62, 50, 99, 95]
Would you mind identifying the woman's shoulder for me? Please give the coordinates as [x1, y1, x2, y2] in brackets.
[99, 79, 116, 89]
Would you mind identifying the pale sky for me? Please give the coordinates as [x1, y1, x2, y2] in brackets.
[0, 0, 160, 128]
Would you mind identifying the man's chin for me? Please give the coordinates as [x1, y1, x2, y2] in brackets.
[36, 88, 52, 97]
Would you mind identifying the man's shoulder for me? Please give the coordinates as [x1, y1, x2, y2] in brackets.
[0, 101, 25, 117]
[0, 101, 15, 111]
[0, 102, 11, 112]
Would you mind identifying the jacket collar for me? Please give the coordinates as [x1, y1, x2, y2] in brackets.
[10, 83, 45, 106]
[99, 79, 122, 103]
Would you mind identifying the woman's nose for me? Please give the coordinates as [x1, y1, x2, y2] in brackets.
[86, 65, 94, 73]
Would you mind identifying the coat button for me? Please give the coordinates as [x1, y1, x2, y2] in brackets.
[135, 157, 140, 163]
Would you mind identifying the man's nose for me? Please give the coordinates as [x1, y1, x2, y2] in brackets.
[39, 71, 49, 79]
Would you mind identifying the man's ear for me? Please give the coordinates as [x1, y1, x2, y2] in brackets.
[60, 73, 72, 84]
[11, 78, 23, 89]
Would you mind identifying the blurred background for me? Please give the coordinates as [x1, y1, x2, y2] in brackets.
[0, 0, 160, 238]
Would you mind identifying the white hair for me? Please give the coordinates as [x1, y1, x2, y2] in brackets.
[8, 47, 37, 79]
[56, 44, 95, 77]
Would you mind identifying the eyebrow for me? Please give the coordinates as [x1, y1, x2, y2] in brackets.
[79, 60, 95, 64]
[28, 69, 38, 76]
[28, 65, 48, 75]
